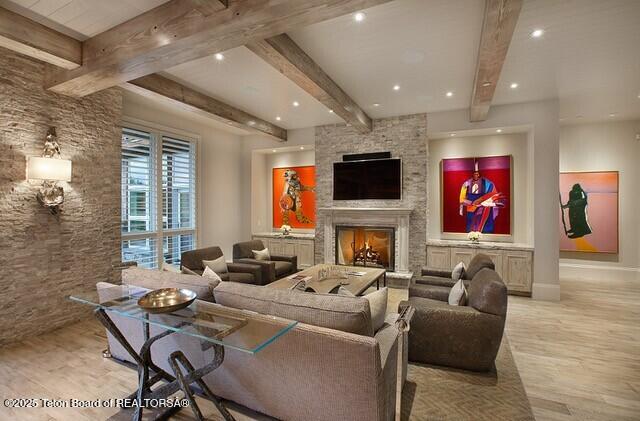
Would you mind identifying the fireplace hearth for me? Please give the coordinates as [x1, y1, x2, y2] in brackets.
[335, 225, 395, 271]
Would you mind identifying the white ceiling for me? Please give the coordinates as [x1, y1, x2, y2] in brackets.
[3, 0, 640, 129]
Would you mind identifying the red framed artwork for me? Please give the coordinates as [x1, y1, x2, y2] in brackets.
[272, 165, 316, 229]
[441, 155, 512, 235]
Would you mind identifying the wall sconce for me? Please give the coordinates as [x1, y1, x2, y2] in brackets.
[26, 127, 72, 214]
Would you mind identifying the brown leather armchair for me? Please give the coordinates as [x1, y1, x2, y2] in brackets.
[232, 239, 297, 284]
[411, 253, 496, 302]
[400, 267, 508, 372]
[181, 246, 263, 285]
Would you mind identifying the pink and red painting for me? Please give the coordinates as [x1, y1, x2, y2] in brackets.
[442, 155, 511, 235]
[559, 171, 618, 253]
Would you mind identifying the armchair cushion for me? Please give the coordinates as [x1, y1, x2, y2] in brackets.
[409, 284, 450, 302]
[233, 240, 266, 260]
[271, 253, 298, 270]
[227, 262, 262, 285]
[415, 275, 457, 288]
[274, 261, 294, 277]
[235, 258, 276, 285]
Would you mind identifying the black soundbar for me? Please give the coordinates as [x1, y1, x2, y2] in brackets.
[342, 152, 391, 161]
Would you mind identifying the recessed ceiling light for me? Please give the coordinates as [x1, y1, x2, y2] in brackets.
[637, 93, 640, 98]
[354, 12, 365, 22]
[214, 53, 224, 61]
[450, 133, 456, 137]
[446, 91, 453, 97]
[373, 103, 380, 107]
[276, 116, 281, 121]
[482, 82, 492, 87]
[496, 129, 503, 133]
[393, 85, 400, 91]
[272, 149, 277, 153]
[248, 120, 255, 126]
[531, 29, 544, 38]
[300, 146, 305, 150]
[328, 109, 334, 113]
[292, 101, 299, 107]
[609, 113, 617, 117]
[510, 82, 519, 89]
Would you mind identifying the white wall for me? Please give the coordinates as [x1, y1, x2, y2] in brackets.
[427, 99, 560, 300]
[559, 119, 640, 281]
[241, 127, 315, 239]
[428, 133, 530, 244]
[122, 91, 245, 259]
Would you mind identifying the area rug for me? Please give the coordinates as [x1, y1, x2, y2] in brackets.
[401, 335, 534, 421]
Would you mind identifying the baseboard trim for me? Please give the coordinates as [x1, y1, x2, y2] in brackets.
[531, 283, 561, 301]
[560, 263, 640, 282]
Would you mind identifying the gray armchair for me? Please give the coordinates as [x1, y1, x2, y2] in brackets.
[181, 246, 263, 285]
[232, 239, 297, 284]
[400, 267, 508, 372]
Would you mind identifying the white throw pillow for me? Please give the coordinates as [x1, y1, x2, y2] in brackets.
[203, 255, 228, 274]
[452, 261, 466, 281]
[448, 278, 467, 306]
[365, 287, 388, 333]
[252, 248, 271, 261]
[202, 266, 222, 282]
[162, 262, 181, 273]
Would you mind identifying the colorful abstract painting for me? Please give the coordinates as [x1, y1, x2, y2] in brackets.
[442, 155, 512, 235]
[273, 166, 316, 229]
[559, 171, 618, 253]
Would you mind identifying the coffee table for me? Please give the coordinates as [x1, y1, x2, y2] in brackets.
[267, 263, 386, 296]
[69, 285, 297, 421]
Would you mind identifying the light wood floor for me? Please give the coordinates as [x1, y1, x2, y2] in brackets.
[0, 277, 638, 420]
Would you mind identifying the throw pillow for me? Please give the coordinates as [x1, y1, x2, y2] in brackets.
[203, 255, 228, 274]
[452, 261, 466, 281]
[162, 262, 181, 273]
[365, 287, 388, 332]
[448, 278, 467, 306]
[181, 266, 199, 276]
[202, 266, 222, 289]
[252, 248, 271, 261]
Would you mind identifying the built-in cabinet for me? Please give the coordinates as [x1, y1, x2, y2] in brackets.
[252, 233, 315, 269]
[426, 240, 533, 295]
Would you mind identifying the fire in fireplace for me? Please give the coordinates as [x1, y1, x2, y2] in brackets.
[335, 226, 395, 271]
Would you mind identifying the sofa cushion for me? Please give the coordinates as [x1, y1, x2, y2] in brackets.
[215, 282, 374, 336]
[464, 254, 495, 279]
[365, 287, 388, 332]
[202, 267, 222, 288]
[274, 260, 293, 277]
[468, 268, 508, 316]
[122, 266, 216, 302]
[203, 255, 228, 274]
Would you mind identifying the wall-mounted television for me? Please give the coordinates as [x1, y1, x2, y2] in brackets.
[333, 158, 402, 200]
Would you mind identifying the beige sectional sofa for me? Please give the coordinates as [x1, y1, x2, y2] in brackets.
[98, 268, 401, 421]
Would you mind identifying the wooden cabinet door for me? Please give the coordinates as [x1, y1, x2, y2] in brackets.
[481, 250, 504, 278]
[426, 246, 451, 270]
[502, 251, 533, 293]
[296, 240, 315, 269]
[267, 238, 283, 255]
[450, 248, 475, 269]
[282, 240, 297, 256]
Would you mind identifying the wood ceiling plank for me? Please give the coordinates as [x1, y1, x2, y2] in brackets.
[46, 0, 393, 97]
[0, 6, 81, 69]
[247, 34, 372, 133]
[469, 0, 523, 122]
[125, 74, 287, 141]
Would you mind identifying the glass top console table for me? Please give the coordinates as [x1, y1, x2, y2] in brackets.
[70, 285, 297, 421]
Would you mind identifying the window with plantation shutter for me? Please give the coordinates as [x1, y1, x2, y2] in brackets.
[121, 125, 198, 269]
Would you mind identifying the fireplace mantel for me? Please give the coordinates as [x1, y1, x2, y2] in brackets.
[319, 207, 413, 273]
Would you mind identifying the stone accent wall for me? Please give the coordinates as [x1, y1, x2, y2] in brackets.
[314, 114, 428, 273]
[0, 48, 122, 346]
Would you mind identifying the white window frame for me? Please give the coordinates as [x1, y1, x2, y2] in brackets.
[121, 117, 201, 268]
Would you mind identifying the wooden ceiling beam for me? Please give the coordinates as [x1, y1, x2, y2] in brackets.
[45, 0, 393, 97]
[125, 74, 287, 141]
[247, 34, 372, 133]
[0, 6, 81, 69]
[469, 0, 523, 122]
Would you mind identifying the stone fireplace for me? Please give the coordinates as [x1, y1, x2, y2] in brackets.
[335, 225, 395, 271]
[319, 207, 413, 274]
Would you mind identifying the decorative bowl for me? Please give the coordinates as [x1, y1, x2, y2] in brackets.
[137, 288, 197, 314]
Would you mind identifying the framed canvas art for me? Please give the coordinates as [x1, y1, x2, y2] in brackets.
[441, 155, 512, 238]
[272, 165, 316, 229]
[559, 171, 618, 253]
